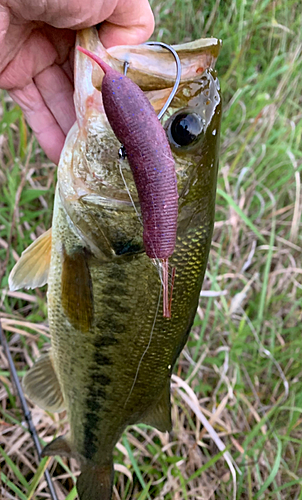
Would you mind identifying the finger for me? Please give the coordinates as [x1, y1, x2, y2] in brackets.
[34, 63, 76, 135]
[99, 0, 154, 48]
[6, 0, 118, 29]
[10, 83, 66, 164]
[0, 5, 33, 74]
[42, 25, 76, 65]
[0, 29, 57, 90]
[61, 57, 74, 85]
[6, 0, 154, 43]
[0, 5, 9, 45]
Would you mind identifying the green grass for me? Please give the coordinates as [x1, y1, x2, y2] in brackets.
[1, 0, 302, 498]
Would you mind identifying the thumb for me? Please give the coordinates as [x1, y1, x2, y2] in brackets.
[98, 0, 154, 48]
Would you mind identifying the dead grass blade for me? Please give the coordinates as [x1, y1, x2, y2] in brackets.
[0, 320, 58, 500]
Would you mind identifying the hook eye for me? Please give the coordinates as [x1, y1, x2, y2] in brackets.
[123, 61, 130, 76]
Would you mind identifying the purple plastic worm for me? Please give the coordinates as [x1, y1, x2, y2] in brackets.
[77, 47, 179, 317]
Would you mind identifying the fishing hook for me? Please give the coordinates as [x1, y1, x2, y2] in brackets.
[118, 41, 182, 159]
[145, 41, 182, 120]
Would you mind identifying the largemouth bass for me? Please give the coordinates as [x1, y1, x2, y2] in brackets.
[9, 28, 222, 500]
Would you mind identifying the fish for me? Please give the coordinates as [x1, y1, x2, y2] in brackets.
[9, 27, 222, 500]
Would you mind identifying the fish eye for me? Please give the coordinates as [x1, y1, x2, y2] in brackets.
[168, 112, 204, 147]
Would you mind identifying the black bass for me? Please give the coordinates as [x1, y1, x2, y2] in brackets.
[9, 28, 222, 500]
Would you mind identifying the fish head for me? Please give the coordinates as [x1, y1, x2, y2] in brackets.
[58, 28, 222, 259]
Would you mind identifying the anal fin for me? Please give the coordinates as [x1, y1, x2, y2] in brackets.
[9, 228, 52, 291]
[61, 247, 93, 332]
[22, 351, 65, 413]
[42, 434, 73, 458]
[141, 381, 172, 432]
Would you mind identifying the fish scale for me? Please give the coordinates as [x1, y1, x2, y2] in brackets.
[9, 27, 222, 500]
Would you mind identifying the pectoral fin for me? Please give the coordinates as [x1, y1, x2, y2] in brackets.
[141, 382, 172, 432]
[22, 351, 65, 413]
[9, 228, 52, 291]
[41, 434, 73, 458]
[61, 247, 94, 332]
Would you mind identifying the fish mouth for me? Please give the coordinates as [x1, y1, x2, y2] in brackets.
[75, 28, 221, 123]
[62, 29, 221, 210]
[58, 29, 222, 264]
[106, 37, 221, 90]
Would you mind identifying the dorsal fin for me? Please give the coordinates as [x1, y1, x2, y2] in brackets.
[9, 228, 52, 291]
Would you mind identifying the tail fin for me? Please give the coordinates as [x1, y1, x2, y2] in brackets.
[77, 463, 114, 500]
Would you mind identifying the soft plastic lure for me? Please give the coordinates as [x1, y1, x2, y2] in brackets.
[78, 46, 179, 318]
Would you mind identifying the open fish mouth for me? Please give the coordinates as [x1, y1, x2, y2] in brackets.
[74, 27, 221, 119]
[56, 28, 222, 268]
[60, 28, 221, 204]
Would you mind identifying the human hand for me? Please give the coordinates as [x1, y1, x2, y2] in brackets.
[0, 0, 154, 163]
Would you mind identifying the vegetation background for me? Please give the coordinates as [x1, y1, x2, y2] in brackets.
[1, 0, 302, 498]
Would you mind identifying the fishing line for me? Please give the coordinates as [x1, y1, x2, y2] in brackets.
[118, 162, 142, 222]
[123, 282, 162, 409]
[0, 321, 59, 500]
[123, 61, 130, 76]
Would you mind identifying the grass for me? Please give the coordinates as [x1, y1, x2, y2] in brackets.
[1, 0, 302, 498]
